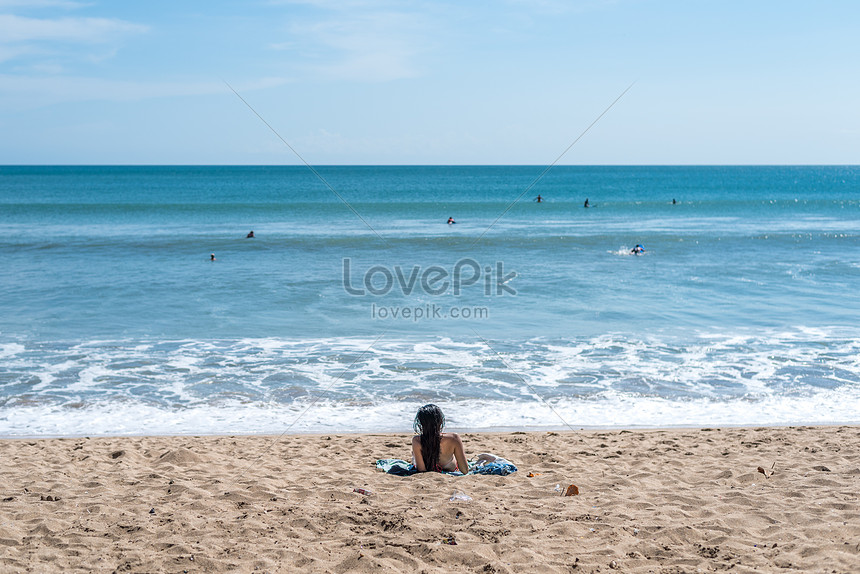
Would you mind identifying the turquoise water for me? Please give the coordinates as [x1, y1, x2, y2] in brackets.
[1, 165, 858, 435]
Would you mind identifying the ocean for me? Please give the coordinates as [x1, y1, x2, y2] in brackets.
[1, 165, 858, 436]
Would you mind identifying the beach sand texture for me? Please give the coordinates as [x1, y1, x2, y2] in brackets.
[1, 426, 858, 573]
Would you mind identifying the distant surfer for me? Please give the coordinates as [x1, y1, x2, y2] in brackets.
[672, 199, 677, 205]
[584, 198, 590, 208]
[631, 244, 645, 255]
[246, 230, 255, 238]
[447, 217, 456, 225]
[535, 194, 543, 203]
[210, 253, 216, 261]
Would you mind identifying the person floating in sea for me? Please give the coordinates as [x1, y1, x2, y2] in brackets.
[672, 199, 677, 205]
[535, 194, 543, 203]
[412, 404, 469, 473]
[246, 230, 255, 238]
[631, 244, 645, 255]
[210, 253, 216, 261]
[447, 217, 456, 225]
[584, 198, 590, 208]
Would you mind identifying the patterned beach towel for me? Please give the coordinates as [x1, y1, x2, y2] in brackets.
[375, 455, 517, 476]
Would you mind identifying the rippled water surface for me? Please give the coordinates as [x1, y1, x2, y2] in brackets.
[1, 166, 858, 435]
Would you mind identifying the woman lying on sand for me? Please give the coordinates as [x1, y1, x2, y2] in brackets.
[412, 404, 469, 473]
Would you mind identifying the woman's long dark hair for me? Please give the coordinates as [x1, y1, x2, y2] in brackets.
[414, 404, 445, 471]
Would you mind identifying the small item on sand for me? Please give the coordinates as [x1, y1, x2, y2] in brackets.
[527, 472, 541, 477]
[565, 484, 580, 496]
[554, 484, 562, 492]
[756, 466, 769, 479]
[442, 536, 457, 545]
[353, 488, 373, 496]
[449, 492, 472, 502]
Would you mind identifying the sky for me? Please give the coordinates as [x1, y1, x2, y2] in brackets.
[0, 0, 858, 165]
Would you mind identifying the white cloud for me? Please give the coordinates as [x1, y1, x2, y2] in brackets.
[504, 0, 621, 14]
[266, 0, 389, 7]
[0, 43, 34, 63]
[270, 2, 436, 81]
[0, 74, 289, 110]
[0, 0, 89, 7]
[297, 12, 424, 80]
[0, 13, 148, 72]
[0, 14, 147, 44]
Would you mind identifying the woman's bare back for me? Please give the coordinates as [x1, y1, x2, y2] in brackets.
[412, 432, 469, 472]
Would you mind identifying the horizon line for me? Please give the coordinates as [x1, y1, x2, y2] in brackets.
[2, 163, 859, 168]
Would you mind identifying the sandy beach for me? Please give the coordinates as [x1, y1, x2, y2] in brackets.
[1, 426, 858, 573]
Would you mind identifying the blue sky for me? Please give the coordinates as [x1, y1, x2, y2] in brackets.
[1, 0, 858, 164]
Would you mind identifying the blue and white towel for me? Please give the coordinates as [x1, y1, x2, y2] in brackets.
[375, 454, 517, 476]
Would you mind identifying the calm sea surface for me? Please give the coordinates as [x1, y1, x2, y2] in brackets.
[1, 165, 858, 435]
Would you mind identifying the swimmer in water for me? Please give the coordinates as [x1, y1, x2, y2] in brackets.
[631, 244, 645, 255]
[584, 198, 590, 208]
[535, 194, 543, 203]
[210, 253, 216, 261]
[447, 217, 456, 225]
[246, 230, 255, 238]
[672, 199, 677, 205]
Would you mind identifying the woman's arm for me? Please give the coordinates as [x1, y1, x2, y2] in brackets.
[411, 436, 426, 472]
[451, 433, 469, 474]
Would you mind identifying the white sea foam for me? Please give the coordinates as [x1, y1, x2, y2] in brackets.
[1, 330, 859, 436]
[1, 387, 859, 437]
[0, 343, 25, 359]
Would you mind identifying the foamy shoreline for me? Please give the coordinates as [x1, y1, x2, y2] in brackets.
[1, 420, 857, 441]
[2, 426, 858, 572]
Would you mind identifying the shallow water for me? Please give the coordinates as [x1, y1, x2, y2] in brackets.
[1, 165, 858, 435]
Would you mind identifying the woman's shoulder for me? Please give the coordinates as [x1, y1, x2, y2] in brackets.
[441, 432, 463, 442]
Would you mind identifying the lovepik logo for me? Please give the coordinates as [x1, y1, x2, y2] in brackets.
[342, 258, 516, 297]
